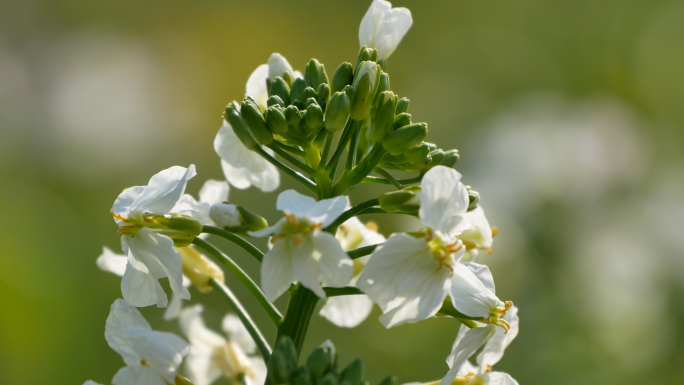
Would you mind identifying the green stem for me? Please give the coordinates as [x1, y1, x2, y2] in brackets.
[326, 119, 356, 178]
[275, 285, 320, 356]
[347, 243, 380, 260]
[437, 298, 486, 328]
[202, 225, 264, 263]
[323, 286, 364, 296]
[210, 278, 272, 361]
[345, 124, 360, 171]
[323, 198, 379, 233]
[254, 146, 318, 193]
[268, 143, 316, 176]
[193, 237, 283, 326]
[356, 207, 389, 215]
[320, 130, 335, 166]
[373, 168, 402, 189]
[362, 175, 422, 186]
[333, 145, 386, 196]
[271, 140, 307, 156]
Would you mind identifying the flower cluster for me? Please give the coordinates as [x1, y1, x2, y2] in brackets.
[85, 1, 522, 385]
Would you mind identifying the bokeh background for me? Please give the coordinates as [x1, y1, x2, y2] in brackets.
[1, 0, 683, 384]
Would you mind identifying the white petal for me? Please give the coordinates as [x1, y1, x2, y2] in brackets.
[306, 195, 350, 228]
[127, 165, 197, 217]
[126, 327, 189, 383]
[163, 291, 183, 321]
[179, 305, 226, 349]
[97, 246, 128, 276]
[419, 166, 470, 238]
[461, 262, 496, 294]
[449, 263, 502, 318]
[312, 231, 354, 288]
[214, 121, 280, 192]
[358, 233, 450, 327]
[260, 238, 296, 301]
[477, 305, 519, 369]
[276, 189, 317, 217]
[438, 325, 497, 385]
[461, 206, 493, 248]
[127, 228, 191, 305]
[185, 349, 222, 385]
[105, 299, 152, 366]
[172, 194, 211, 224]
[199, 179, 229, 206]
[121, 246, 166, 308]
[359, 0, 412, 60]
[291, 235, 326, 298]
[222, 313, 257, 354]
[246, 64, 269, 110]
[112, 365, 166, 385]
[83, 381, 104, 385]
[245, 357, 268, 385]
[267, 53, 295, 81]
[336, 216, 386, 251]
[480, 372, 519, 385]
[319, 294, 373, 328]
[112, 186, 145, 225]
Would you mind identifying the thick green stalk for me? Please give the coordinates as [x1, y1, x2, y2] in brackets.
[193, 237, 282, 326]
[202, 225, 264, 263]
[275, 285, 320, 356]
[210, 279, 272, 361]
[333, 145, 386, 195]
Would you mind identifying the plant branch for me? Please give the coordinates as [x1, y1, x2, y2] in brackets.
[323, 198, 379, 233]
[253, 146, 318, 193]
[202, 225, 264, 263]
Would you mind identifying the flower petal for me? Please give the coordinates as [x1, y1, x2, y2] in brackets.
[126, 327, 189, 383]
[267, 53, 295, 81]
[419, 166, 470, 238]
[477, 305, 519, 369]
[127, 165, 197, 217]
[312, 231, 354, 288]
[246, 64, 269, 110]
[121, 250, 166, 308]
[222, 313, 257, 354]
[306, 195, 350, 228]
[319, 294, 374, 328]
[291, 235, 326, 298]
[97, 246, 128, 276]
[179, 305, 226, 349]
[359, 0, 412, 60]
[449, 263, 502, 318]
[260, 238, 296, 301]
[461, 261, 496, 294]
[199, 179, 229, 206]
[460, 205, 493, 248]
[480, 372, 520, 385]
[276, 189, 317, 217]
[112, 365, 166, 385]
[112, 186, 145, 225]
[105, 299, 151, 366]
[438, 325, 496, 385]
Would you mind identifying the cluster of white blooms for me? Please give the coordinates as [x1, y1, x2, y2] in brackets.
[85, 1, 522, 385]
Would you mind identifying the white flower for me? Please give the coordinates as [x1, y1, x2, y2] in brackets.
[172, 179, 230, 226]
[246, 53, 302, 110]
[179, 305, 266, 385]
[97, 246, 192, 320]
[450, 262, 509, 321]
[250, 189, 354, 300]
[358, 166, 475, 327]
[359, 0, 413, 60]
[319, 217, 385, 328]
[440, 305, 520, 385]
[112, 166, 198, 308]
[105, 299, 189, 384]
[460, 206, 495, 262]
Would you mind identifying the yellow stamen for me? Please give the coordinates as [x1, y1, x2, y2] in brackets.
[491, 227, 499, 237]
[365, 221, 379, 232]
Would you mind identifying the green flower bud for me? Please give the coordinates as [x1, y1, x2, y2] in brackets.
[225, 102, 258, 150]
[303, 87, 318, 102]
[285, 105, 302, 125]
[265, 106, 289, 135]
[378, 186, 421, 215]
[350, 61, 381, 121]
[210, 203, 269, 234]
[405, 143, 431, 164]
[395, 97, 410, 114]
[267, 95, 285, 108]
[269, 76, 291, 105]
[174, 375, 196, 385]
[467, 187, 480, 211]
[241, 100, 273, 145]
[304, 58, 329, 90]
[268, 350, 291, 385]
[317, 83, 331, 103]
[319, 373, 339, 385]
[393, 112, 411, 129]
[376, 376, 398, 385]
[439, 149, 460, 168]
[355, 46, 378, 73]
[427, 149, 445, 168]
[275, 337, 298, 372]
[305, 103, 324, 131]
[372, 72, 390, 108]
[373, 91, 396, 142]
[381, 123, 428, 155]
[331, 62, 354, 94]
[291, 99, 305, 110]
[291, 367, 311, 385]
[324, 91, 351, 131]
[305, 97, 318, 108]
[290, 77, 308, 102]
[306, 346, 332, 381]
[340, 359, 364, 385]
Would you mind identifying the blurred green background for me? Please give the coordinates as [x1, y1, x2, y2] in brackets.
[1, 0, 684, 384]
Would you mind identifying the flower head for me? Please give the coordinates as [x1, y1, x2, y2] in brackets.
[250, 190, 353, 300]
[359, 0, 413, 60]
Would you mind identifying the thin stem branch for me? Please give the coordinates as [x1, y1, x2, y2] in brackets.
[363, 175, 423, 186]
[193, 237, 282, 326]
[323, 198, 379, 233]
[210, 278, 272, 361]
[202, 225, 264, 263]
[253, 146, 318, 193]
[268, 143, 316, 176]
[326, 119, 356, 178]
[320, 130, 335, 166]
[345, 124, 360, 171]
[347, 243, 380, 260]
[437, 298, 485, 328]
[323, 286, 364, 297]
[333, 145, 386, 196]
[373, 168, 402, 189]
[272, 140, 306, 156]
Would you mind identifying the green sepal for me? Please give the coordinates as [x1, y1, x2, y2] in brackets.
[306, 346, 332, 381]
[372, 72, 390, 108]
[303, 87, 318, 102]
[266, 106, 289, 135]
[350, 61, 381, 121]
[269, 77, 291, 105]
[381, 122, 428, 155]
[378, 186, 421, 214]
[290, 77, 308, 102]
[317, 83, 331, 103]
[439, 149, 460, 168]
[285, 105, 302, 125]
[373, 91, 397, 143]
[268, 95, 286, 108]
[304, 58, 329, 90]
[405, 143, 431, 164]
[340, 359, 364, 385]
[393, 112, 411, 129]
[268, 350, 292, 385]
[241, 100, 273, 145]
[355, 46, 378, 73]
[324, 91, 351, 132]
[225, 101, 258, 150]
[395, 97, 410, 114]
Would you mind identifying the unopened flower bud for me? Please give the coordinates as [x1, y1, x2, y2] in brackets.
[373, 91, 396, 142]
[324, 91, 351, 131]
[267, 95, 285, 108]
[307, 346, 334, 381]
[316, 83, 330, 103]
[305, 103, 324, 131]
[303, 86, 318, 102]
[427, 149, 445, 168]
[340, 358, 364, 384]
[381, 122, 427, 155]
[467, 188, 480, 211]
[393, 112, 411, 129]
[225, 102, 258, 151]
[269, 77, 291, 105]
[405, 143, 431, 164]
[265, 106, 289, 135]
[395, 97, 410, 114]
[268, 350, 291, 385]
[240, 100, 273, 146]
[290, 77, 308, 103]
[439, 149, 460, 168]
[355, 46, 378, 73]
[350, 61, 380, 121]
[376, 375, 399, 385]
[304, 58, 329, 90]
[210, 203, 268, 234]
[378, 186, 421, 215]
[178, 246, 224, 293]
[372, 72, 390, 108]
[331, 62, 354, 94]
[285, 105, 302, 125]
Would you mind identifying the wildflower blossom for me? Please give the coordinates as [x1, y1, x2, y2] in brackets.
[359, 0, 413, 60]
